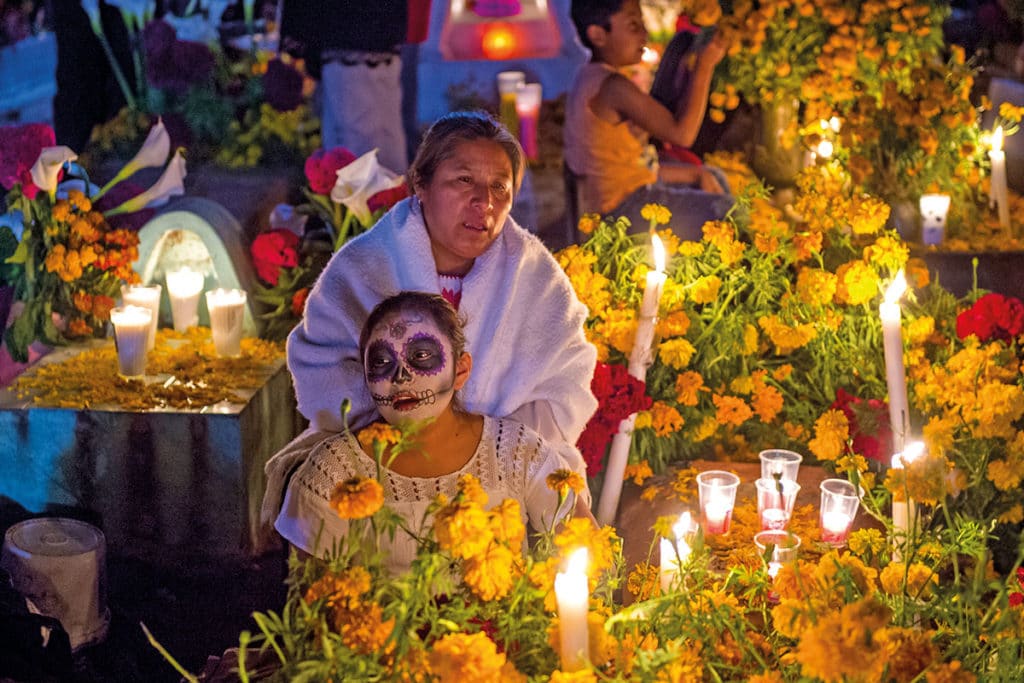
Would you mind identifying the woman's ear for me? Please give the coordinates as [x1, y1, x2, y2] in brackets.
[586, 24, 608, 49]
[453, 352, 472, 390]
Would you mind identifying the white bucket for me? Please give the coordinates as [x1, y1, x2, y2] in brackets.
[1, 517, 110, 651]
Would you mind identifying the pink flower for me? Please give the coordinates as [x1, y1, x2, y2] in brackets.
[956, 293, 1024, 342]
[304, 147, 357, 195]
[0, 123, 57, 199]
[251, 229, 300, 286]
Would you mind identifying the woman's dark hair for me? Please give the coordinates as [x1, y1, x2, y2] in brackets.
[570, 0, 625, 51]
[359, 291, 467, 364]
[407, 111, 525, 195]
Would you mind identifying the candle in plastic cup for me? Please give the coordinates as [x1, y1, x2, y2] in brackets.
[755, 477, 800, 530]
[166, 268, 205, 332]
[758, 449, 803, 482]
[120, 283, 161, 350]
[819, 479, 860, 547]
[496, 71, 525, 137]
[110, 305, 152, 378]
[515, 83, 543, 161]
[206, 288, 247, 357]
[754, 531, 801, 601]
[697, 470, 740, 535]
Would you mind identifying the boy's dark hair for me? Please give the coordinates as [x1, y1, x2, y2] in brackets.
[359, 292, 467, 363]
[570, 0, 626, 51]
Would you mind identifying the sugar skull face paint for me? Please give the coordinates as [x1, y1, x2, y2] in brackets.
[364, 311, 456, 424]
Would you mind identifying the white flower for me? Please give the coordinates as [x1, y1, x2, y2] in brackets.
[330, 149, 405, 226]
[29, 147, 78, 195]
[94, 118, 170, 200]
[81, 0, 102, 30]
[164, 14, 219, 44]
[105, 149, 187, 216]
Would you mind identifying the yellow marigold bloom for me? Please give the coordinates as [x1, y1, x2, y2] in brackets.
[596, 307, 637, 355]
[742, 323, 759, 355]
[676, 240, 705, 257]
[848, 528, 886, 559]
[690, 275, 722, 304]
[649, 401, 684, 437]
[730, 375, 754, 395]
[463, 542, 517, 601]
[333, 600, 395, 654]
[793, 231, 823, 261]
[690, 415, 718, 442]
[814, 551, 879, 597]
[655, 310, 691, 338]
[796, 268, 837, 306]
[304, 565, 372, 606]
[633, 411, 653, 430]
[659, 337, 696, 369]
[848, 196, 891, 236]
[758, 315, 817, 354]
[835, 260, 880, 306]
[877, 627, 938, 683]
[863, 234, 909, 273]
[987, 452, 1024, 491]
[906, 316, 935, 346]
[577, 213, 600, 234]
[794, 596, 890, 683]
[626, 562, 659, 601]
[998, 504, 1023, 524]
[489, 498, 525, 547]
[51, 201, 72, 222]
[771, 598, 817, 640]
[808, 409, 850, 462]
[640, 203, 672, 225]
[550, 670, 597, 683]
[44, 243, 67, 274]
[669, 466, 698, 502]
[434, 502, 493, 559]
[713, 393, 753, 427]
[429, 632, 509, 682]
[555, 518, 620, 580]
[356, 422, 402, 452]
[880, 562, 938, 598]
[458, 473, 489, 506]
[547, 469, 585, 495]
[924, 660, 977, 683]
[329, 477, 384, 520]
[718, 238, 746, 266]
[624, 461, 653, 485]
[656, 228, 680, 257]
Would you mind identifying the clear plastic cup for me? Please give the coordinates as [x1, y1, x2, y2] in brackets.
[697, 470, 740, 535]
[109, 305, 152, 378]
[496, 71, 525, 137]
[758, 449, 803, 482]
[205, 288, 247, 357]
[755, 477, 800, 530]
[120, 283, 161, 350]
[819, 479, 860, 547]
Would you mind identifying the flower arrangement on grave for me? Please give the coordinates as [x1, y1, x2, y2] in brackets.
[249, 147, 408, 340]
[0, 119, 187, 361]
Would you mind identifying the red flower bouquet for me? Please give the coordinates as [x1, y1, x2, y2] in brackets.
[577, 361, 652, 475]
[304, 147, 357, 195]
[251, 229, 300, 287]
[831, 388, 893, 463]
[0, 123, 56, 200]
[956, 293, 1024, 342]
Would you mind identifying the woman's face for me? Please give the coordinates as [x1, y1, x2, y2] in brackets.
[416, 139, 515, 275]
[364, 310, 457, 425]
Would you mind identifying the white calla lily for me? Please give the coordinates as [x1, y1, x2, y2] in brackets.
[29, 147, 78, 196]
[81, 0, 102, 30]
[330, 149, 405, 226]
[105, 149, 187, 216]
[94, 118, 170, 200]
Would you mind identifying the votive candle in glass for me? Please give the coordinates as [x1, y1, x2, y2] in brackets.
[110, 305, 153, 378]
[205, 288, 247, 357]
[120, 283, 161, 350]
[515, 83, 543, 161]
[753, 530, 801, 578]
[554, 547, 590, 672]
[496, 70, 525, 138]
[819, 479, 860, 547]
[659, 510, 698, 592]
[166, 268, 205, 332]
[697, 470, 740, 535]
[755, 477, 801, 531]
[758, 449, 803, 482]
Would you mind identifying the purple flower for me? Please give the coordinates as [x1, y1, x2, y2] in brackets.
[262, 58, 305, 112]
[144, 19, 214, 95]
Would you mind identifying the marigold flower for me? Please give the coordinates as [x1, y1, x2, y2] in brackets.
[808, 409, 849, 461]
[924, 660, 977, 683]
[835, 260, 880, 306]
[462, 542, 517, 601]
[329, 477, 384, 519]
[549, 669, 598, 683]
[659, 337, 696, 369]
[880, 562, 938, 598]
[713, 393, 753, 427]
[674, 371, 705, 407]
[796, 268, 837, 306]
[577, 213, 600, 234]
[640, 203, 671, 226]
[655, 310, 691, 338]
[429, 631, 510, 682]
[690, 275, 722, 304]
[623, 461, 653, 485]
[434, 502, 493, 559]
[649, 401, 684, 437]
[489, 498, 526, 547]
[794, 596, 890, 682]
[848, 527, 886, 559]
[547, 469, 585, 496]
[332, 600, 394, 654]
[304, 565, 372, 607]
[877, 627, 937, 683]
[457, 473, 489, 507]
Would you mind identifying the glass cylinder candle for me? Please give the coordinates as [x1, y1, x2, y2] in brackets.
[205, 288, 247, 357]
[755, 477, 801, 531]
[166, 268, 205, 332]
[120, 283, 161, 351]
[554, 547, 589, 672]
[109, 305, 153, 378]
[819, 479, 860, 547]
[496, 71, 525, 138]
[758, 449, 803, 482]
[697, 470, 740, 535]
[515, 83, 543, 161]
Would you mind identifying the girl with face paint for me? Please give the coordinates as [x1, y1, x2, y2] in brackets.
[275, 292, 596, 575]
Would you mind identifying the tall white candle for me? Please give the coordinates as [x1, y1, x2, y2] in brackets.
[659, 511, 696, 592]
[555, 547, 590, 672]
[110, 305, 152, 377]
[166, 268, 205, 332]
[891, 441, 924, 561]
[597, 235, 667, 526]
[121, 283, 161, 350]
[989, 126, 1011, 231]
[880, 271, 909, 454]
[205, 288, 247, 357]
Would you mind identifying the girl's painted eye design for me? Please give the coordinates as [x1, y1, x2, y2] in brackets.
[403, 333, 446, 375]
[365, 339, 398, 382]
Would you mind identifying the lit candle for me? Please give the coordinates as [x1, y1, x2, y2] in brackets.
[555, 547, 590, 672]
[919, 194, 951, 247]
[891, 441, 924, 561]
[596, 235, 667, 525]
[515, 83, 543, 162]
[659, 511, 697, 592]
[166, 268, 205, 332]
[109, 305, 153, 378]
[120, 283, 161, 350]
[496, 71, 525, 138]
[697, 470, 740, 535]
[205, 288, 247, 357]
[820, 511, 853, 545]
[989, 126, 1011, 231]
[818, 478, 860, 547]
[880, 271, 909, 454]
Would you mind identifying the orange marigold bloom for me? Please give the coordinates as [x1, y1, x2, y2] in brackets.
[793, 231, 823, 261]
[434, 501, 493, 559]
[92, 295, 115, 320]
[675, 370, 705, 406]
[547, 469, 585, 496]
[356, 421, 402, 453]
[51, 201, 72, 222]
[713, 394, 753, 427]
[925, 661, 976, 683]
[428, 632, 510, 682]
[624, 461, 653, 485]
[66, 318, 92, 338]
[73, 291, 93, 313]
[463, 541, 519, 601]
[304, 565, 372, 607]
[329, 477, 384, 519]
[649, 401, 684, 437]
[877, 627, 938, 683]
[332, 600, 394, 655]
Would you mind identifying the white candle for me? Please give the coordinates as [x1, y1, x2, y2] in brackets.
[989, 127, 1011, 231]
[919, 194, 950, 247]
[121, 284, 161, 350]
[880, 271, 909, 454]
[820, 511, 853, 545]
[205, 288, 247, 357]
[659, 511, 696, 592]
[555, 548, 590, 672]
[596, 234, 667, 526]
[891, 441, 924, 561]
[703, 498, 731, 535]
[109, 305, 152, 377]
[515, 83, 542, 161]
[166, 268, 205, 332]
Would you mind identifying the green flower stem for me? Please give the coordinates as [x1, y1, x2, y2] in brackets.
[91, 28, 137, 110]
[335, 210, 355, 251]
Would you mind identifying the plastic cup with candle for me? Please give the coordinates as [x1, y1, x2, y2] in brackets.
[205, 288, 247, 357]
[755, 477, 801, 530]
[754, 531, 801, 602]
[515, 83, 542, 161]
[880, 270, 909, 454]
[496, 70, 525, 137]
[697, 470, 740, 535]
[120, 283, 161, 350]
[919, 194, 950, 247]
[758, 449, 802, 482]
[659, 510, 698, 592]
[109, 305, 153, 378]
[166, 268, 205, 332]
[819, 479, 860, 547]
[555, 547, 590, 672]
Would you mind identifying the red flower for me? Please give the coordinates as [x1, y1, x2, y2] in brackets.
[251, 229, 300, 286]
[577, 361, 652, 475]
[0, 122, 56, 199]
[367, 183, 410, 214]
[304, 147, 357, 195]
[831, 388, 892, 463]
[956, 293, 1024, 342]
[291, 287, 309, 317]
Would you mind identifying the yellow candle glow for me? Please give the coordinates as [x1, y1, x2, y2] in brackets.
[555, 547, 590, 672]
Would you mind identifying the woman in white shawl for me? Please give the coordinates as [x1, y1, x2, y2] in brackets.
[263, 112, 598, 523]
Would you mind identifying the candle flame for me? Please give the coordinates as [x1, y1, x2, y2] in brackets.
[816, 139, 834, 159]
[883, 270, 907, 305]
[892, 441, 925, 468]
[566, 547, 588, 575]
[672, 511, 694, 539]
[641, 46, 659, 65]
[652, 233, 666, 273]
[993, 126, 1004, 153]
[829, 116, 841, 132]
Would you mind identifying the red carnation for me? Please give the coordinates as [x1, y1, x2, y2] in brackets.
[368, 183, 410, 214]
[577, 361, 652, 475]
[830, 388, 892, 463]
[304, 147, 357, 195]
[956, 293, 1024, 342]
[0, 122, 56, 199]
[251, 229, 300, 286]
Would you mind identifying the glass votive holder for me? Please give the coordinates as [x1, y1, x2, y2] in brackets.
[109, 305, 152, 378]
[758, 449, 803, 482]
[697, 470, 740, 535]
[166, 268, 205, 332]
[755, 477, 801, 530]
[120, 283, 161, 350]
[496, 70, 525, 136]
[819, 478, 860, 547]
[754, 530, 801, 581]
[515, 83, 543, 161]
[205, 288, 247, 357]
